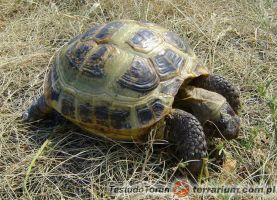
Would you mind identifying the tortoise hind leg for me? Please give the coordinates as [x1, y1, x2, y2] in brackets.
[190, 75, 240, 113]
[22, 95, 53, 122]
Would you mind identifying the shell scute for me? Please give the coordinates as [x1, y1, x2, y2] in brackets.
[163, 32, 190, 53]
[81, 25, 101, 41]
[110, 110, 131, 129]
[66, 40, 96, 69]
[79, 103, 93, 123]
[128, 29, 161, 52]
[61, 94, 75, 119]
[151, 99, 165, 118]
[95, 106, 109, 126]
[136, 106, 154, 125]
[81, 45, 110, 77]
[94, 21, 124, 42]
[118, 57, 159, 93]
[160, 77, 184, 96]
[152, 49, 184, 80]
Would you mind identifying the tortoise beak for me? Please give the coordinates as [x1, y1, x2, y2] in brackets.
[223, 115, 240, 140]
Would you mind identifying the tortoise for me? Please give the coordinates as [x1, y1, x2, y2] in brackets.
[23, 20, 240, 175]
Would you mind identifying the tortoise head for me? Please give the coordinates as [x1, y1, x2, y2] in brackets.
[205, 102, 240, 140]
[174, 86, 240, 140]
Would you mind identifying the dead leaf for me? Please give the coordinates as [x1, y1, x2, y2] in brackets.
[222, 158, 237, 173]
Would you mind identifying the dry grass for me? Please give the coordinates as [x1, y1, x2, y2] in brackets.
[0, 0, 276, 199]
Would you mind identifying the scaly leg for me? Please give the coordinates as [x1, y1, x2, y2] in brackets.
[165, 109, 208, 176]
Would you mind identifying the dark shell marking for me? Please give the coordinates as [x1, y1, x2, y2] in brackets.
[79, 103, 93, 123]
[82, 45, 110, 77]
[61, 94, 75, 119]
[151, 99, 165, 118]
[136, 106, 153, 125]
[79, 103, 131, 129]
[66, 41, 95, 69]
[118, 57, 159, 92]
[95, 106, 109, 126]
[160, 77, 184, 96]
[164, 32, 189, 53]
[152, 49, 184, 80]
[110, 110, 131, 129]
[128, 29, 160, 52]
[50, 87, 60, 101]
[79, 102, 132, 129]
[94, 21, 124, 42]
[81, 25, 101, 41]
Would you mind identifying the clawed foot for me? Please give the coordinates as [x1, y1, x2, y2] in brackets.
[165, 109, 208, 176]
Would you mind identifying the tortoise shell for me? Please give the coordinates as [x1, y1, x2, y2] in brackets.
[44, 20, 209, 141]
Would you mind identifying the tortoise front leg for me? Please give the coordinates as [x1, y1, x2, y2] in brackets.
[22, 95, 53, 122]
[190, 75, 240, 113]
[165, 109, 208, 176]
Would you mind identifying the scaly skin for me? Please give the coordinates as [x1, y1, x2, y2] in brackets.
[203, 102, 240, 140]
[22, 95, 52, 122]
[173, 86, 240, 140]
[190, 75, 240, 113]
[165, 109, 208, 176]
